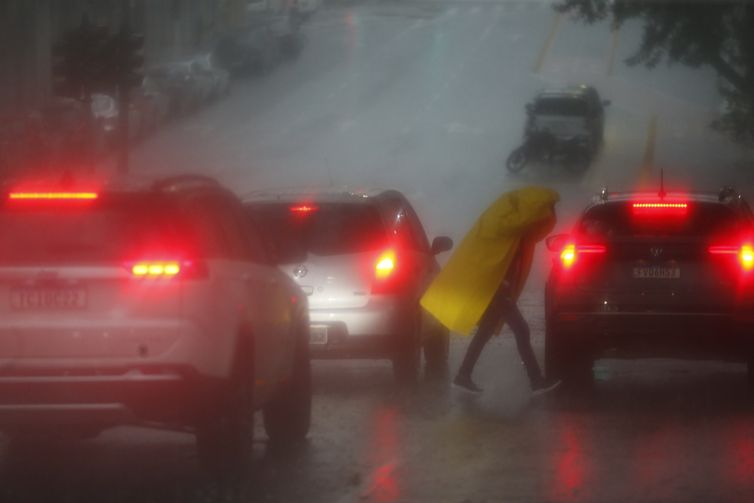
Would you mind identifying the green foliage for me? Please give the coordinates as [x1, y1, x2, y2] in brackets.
[556, 0, 754, 146]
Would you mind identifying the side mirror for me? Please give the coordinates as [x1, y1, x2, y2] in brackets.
[602, 99, 611, 107]
[431, 236, 453, 255]
[545, 234, 569, 252]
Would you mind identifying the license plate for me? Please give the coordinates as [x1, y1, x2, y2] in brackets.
[310, 325, 328, 345]
[632, 267, 680, 279]
[10, 287, 88, 310]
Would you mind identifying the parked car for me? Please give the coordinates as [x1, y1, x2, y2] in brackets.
[145, 64, 203, 116]
[0, 174, 312, 475]
[189, 54, 231, 99]
[244, 188, 454, 383]
[91, 93, 142, 147]
[214, 24, 281, 76]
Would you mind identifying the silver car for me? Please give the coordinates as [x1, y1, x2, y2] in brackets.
[244, 188, 453, 383]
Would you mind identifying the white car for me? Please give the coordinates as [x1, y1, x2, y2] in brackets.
[0, 174, 311, 475]
[244, 188, 453, 384]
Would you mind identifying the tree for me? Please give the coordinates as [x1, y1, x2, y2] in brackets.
[51, 15, 111, 103]
[555, 0, 754, 146]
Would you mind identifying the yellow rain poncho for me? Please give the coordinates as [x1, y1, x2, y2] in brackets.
[420, 186, 559, 335]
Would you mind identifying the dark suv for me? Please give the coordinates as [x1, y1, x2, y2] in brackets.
[545, 188, 754, 388]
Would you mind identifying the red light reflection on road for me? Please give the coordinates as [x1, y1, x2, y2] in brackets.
[365, 407, 401, 503]
[726, 420, 754, 489]
[549, 416, 590, 502]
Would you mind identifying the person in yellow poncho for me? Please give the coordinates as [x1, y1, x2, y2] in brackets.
[420, 186, 560, 394]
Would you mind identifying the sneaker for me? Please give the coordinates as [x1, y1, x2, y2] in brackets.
[531, 379, 562, 397]
[452, 374, 483, 394]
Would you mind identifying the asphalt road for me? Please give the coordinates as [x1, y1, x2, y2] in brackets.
[7, 1, 754, 502]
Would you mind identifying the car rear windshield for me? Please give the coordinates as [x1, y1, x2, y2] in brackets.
[535, 97, 587, 116]
[0, 196, 186, 264]
[577, 201, 745, 239]
[247, 202, 387, 261]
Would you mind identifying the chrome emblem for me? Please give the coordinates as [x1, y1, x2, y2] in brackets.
[293, 264, 308, 279]
[650, 247, 663, 258]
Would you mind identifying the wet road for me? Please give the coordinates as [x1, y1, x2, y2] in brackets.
[7, 0, 754, 502]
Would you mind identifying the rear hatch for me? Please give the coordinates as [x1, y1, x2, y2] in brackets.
[532, 96, 588, 138]
[0, 191, 191, 359]
[557, 200, 752, 312]
[247, 202, 391, 309]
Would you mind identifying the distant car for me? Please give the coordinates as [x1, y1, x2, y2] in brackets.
[525, 84, 609, 153]
[244, 188, 453, 383]
[0, 174, 311, 475]
[91, 93, 142, 145]
[145, 64, 203, 116]
[545, 187, 754, 391]
[294, 0, 319, 20]
[215, 24, 281, 76]
[189, 54, 231, 99]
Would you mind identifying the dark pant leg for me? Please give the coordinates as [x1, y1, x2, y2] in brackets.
[456, 289, 508, 378]
[498, 296, 544, 387]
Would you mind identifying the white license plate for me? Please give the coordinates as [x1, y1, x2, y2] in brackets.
[10, 287, 88, 310]
[310, 325, 328, 345]
[632, 267, 680, 279]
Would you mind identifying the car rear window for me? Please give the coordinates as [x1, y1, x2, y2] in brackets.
[0, 196, 186, 264]
[535, 97, 587, 116]
[246, 202, 387, 262]
[578, 202, 744, 239]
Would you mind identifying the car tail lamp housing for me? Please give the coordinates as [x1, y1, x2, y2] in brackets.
[559, 243, 606, 269]
[708, 244, 754, 272]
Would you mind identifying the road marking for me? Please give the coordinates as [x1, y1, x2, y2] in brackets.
[534, 12, 562, 73]
[607, 25, 619, 76]
[639, 114, 658, 183]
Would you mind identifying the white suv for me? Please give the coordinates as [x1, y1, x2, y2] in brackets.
[0, 174, 311, 474]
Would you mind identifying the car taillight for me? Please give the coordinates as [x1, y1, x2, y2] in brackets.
[708, 244, 754, 272]
[632, 202, 688, 217]
[128, 259, 207, 279]
[375, 249, 396, 279]
[560, 243, 606, 269]
[372, 249, 401, 293]
[9, 191, 99, 200]
[290, 204, 318, 215]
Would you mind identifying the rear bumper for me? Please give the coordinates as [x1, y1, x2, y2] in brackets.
[0, 366, 225, 430]
[307, 297, 408, 359]
[551, 311, 754, 359]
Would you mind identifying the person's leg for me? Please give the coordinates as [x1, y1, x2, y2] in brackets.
[454, 290, 507, 390]
[498, 296, 546, 387]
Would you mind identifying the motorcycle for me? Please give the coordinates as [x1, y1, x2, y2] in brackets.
[506, 130, 592, 174]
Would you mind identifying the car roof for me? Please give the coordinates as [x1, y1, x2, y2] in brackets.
[242, 186, 399, 205]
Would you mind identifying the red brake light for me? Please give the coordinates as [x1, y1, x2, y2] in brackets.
[290, 204, 318, 215]
[128, 259, 206, 279]
[560, 243, 606, 269]
[8, 192, 98, 201]
[131, 261, 181, 277]
[632, 202, 688, 217]
[375, 249, 396, 279]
